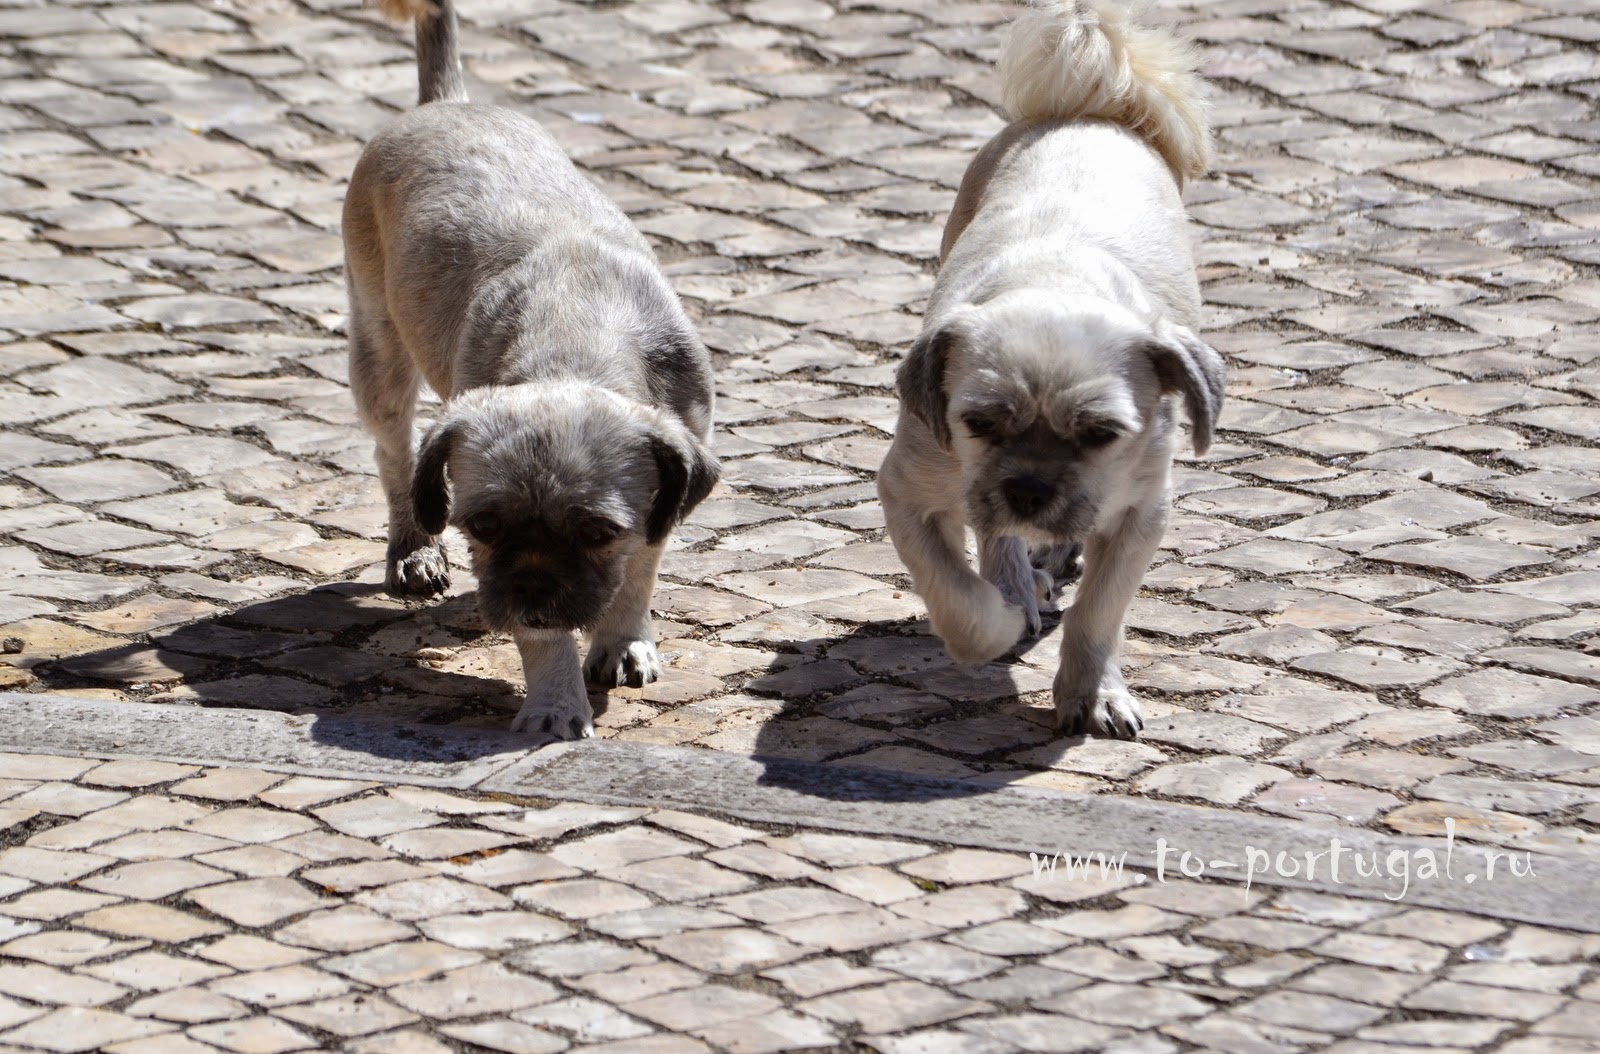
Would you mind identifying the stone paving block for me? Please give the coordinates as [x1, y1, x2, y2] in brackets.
[515, 996, 654, 1044]
[387, 963, 559, 1019]
[186, 878, 334, 928]
[187, 1016, 318, 1054]
[801, 979, 988, 1034]
[644, 810, 760, 849]
[897, 850, 1034, 886]
[437, 1020, 568, 1054]
[769, 908, 944, 954]
[204, 963, 350, 1011]
[550, 828, 701, 872]
[195, 940, 313, 972]
[354, 875, 513, 921]
[321, 941, 482, 988]
[82, 950, 232, 993]
[514, 879, 656, 921]
[271, 993, 418, 1039]
[254, 779, 378, 812]
[1315, 932, 1450, 974]
[0, 931, 145, 969]
[415, 911, 573, 952]
[623, 984, 784, 1032]
[813, 865, 924, 906]
[123, 986, 250, 1026]
[0, 1006, 174, 1053]
[76, 903, 228, 943]
[0, 962, 128, 1008]
[80, 859, 230, 901]
[600, 856, 756, 903]
[310, 796, 447, 840]
[0, 847, 115, 884]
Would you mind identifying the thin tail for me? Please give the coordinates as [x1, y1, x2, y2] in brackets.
[997, 0, 1212, 186]
[376, 0, 466, 105]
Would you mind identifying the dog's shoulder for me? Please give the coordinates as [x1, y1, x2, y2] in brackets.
[638, 320, 714, 438]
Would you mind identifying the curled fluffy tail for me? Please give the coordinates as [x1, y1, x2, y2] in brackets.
[376, 0, 465, 105]
[998, 0, 1211, 185]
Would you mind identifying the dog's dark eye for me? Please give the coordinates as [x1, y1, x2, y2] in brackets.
[465, 511, 502, 542]
[576, 517, 623, 548]
[963, 414, 998, 439]
[1080, 426, 1120, 448]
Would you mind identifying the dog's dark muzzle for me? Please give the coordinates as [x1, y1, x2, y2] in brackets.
[1001, 475, 1055, 518]
[475, 557, 614, 633]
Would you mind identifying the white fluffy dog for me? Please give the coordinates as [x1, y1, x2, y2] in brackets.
[878, 0, 1224, 739]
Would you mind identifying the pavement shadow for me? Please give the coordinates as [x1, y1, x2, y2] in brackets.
[743, 617, 1082, 803]
[26, 580, 572, 761]
[27, 578, 1089, 780]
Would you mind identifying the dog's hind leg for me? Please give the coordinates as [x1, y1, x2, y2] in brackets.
[584, 541, 666, 689]
[1031, 541, 1083, 590]
[978, 533, 1048, 637]
[511, 629, 594, 740]
[349, 304, 449, 597]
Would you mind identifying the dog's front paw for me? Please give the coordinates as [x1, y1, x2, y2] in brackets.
[585, 638, 662, 689]
[1054, 667, 1143, 739]
[510, 687, 595, 740]
[936, 584, 1028, 664]
[386, 542, 449, 598]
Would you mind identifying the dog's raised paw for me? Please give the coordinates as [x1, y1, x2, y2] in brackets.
[584, 638, 662, 689]
[386, 543, 449, 598]
[939, 586, 1028, 664]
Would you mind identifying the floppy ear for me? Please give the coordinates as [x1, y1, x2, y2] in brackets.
[647, 427, 719, 545]
[897, 325, 956, 449]
[1145, 321, 1227, 456]
[412, 420, 459, 535]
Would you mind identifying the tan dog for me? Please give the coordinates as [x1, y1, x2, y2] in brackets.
[345, 0, 717, 739]
[878, 0, 1223, 739]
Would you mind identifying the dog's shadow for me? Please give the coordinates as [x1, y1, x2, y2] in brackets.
[23, 579, 542, 763]
[741, 616, 1095, 803]
[23, 579, 1091, 793]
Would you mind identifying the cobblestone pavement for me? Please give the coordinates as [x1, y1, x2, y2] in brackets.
[1, 737, 1598, 1054]
[2, 0, 1600, 904]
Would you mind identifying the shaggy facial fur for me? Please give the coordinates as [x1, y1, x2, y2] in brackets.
[413, 385, 713, 636]
[878, 0, 1223, 740]
[346, 0, 717, 740]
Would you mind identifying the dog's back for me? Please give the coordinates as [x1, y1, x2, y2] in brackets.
[345, 0, 703, 417]
[938, 1, 1212, 323]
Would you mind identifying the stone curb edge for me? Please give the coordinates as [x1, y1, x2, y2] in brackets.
[2, 693, 1593, 933]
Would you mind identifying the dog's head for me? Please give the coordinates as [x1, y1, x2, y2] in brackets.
[897, 293, 1224, 541]
[412, 384, 717, 633]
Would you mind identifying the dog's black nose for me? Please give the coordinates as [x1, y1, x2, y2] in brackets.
[519, 570, 558, 596]
[1002, 475, 1054, 517]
